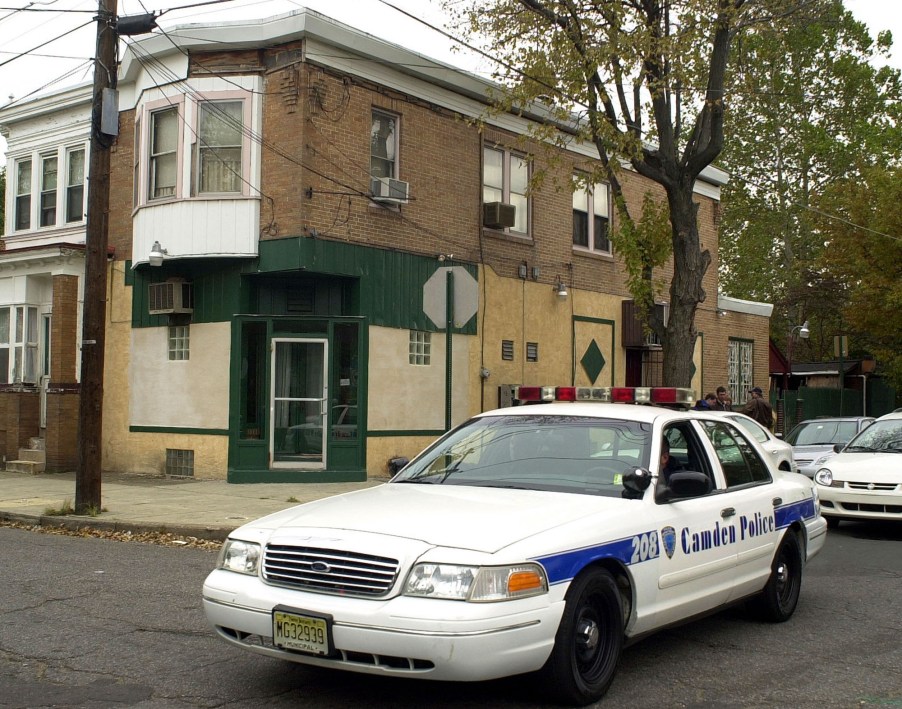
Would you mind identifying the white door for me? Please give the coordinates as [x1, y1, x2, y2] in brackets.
[270, 338, 328, 470]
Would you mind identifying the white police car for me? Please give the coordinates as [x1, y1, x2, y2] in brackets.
[203, 386, 826, 706]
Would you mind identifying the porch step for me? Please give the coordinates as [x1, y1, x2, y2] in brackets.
[6, 439, 47, 473]
[6, 459, 46, 474]
[18, 448, 46, 464]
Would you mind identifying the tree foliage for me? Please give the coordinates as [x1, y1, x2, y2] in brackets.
[718, 0, 902, 355]
[816, 166, 902, 390]
[446, 0, 809, 386]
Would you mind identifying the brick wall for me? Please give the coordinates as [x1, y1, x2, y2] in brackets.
[51, 274, 79, 383]
[44, 389, 79, 472]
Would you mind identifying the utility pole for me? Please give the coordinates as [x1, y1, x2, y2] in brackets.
[76, 0, 118, 513]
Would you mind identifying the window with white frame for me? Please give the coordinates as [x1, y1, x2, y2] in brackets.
[371, 109, 398, 179]
[65, 147, 85, 223]
[483, 145, 529, 235]
[197, 101, 243, 194]
[728, 339, 754, 404]
[0, 306, 39, 384]
[40, 155, 58, 227]
[14, 159, 31, 231]
[168, 324, 190, 361]
[149, 107, 178, 200]
[409, 330, 431, 365]
[573, 178, 610, 253]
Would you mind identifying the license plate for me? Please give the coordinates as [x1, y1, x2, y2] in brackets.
[272, 609, 331, 655]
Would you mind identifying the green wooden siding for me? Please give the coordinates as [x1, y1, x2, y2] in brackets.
[131, 237, 478, 333]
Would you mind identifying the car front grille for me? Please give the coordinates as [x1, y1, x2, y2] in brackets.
[847, 482, 899, 492]
[263, 545, 400, 597]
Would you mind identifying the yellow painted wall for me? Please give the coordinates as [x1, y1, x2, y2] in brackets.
[103, 272, 229, 479]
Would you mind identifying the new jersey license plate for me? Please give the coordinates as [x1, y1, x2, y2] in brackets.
[272, 609, 331, 655]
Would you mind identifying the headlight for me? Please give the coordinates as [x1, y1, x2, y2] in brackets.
[404, 562, 548, 602]
[814, 468, 833, 486]
[218, 539, 261, 575]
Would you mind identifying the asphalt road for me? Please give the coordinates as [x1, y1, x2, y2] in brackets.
[1, 520, 900, 708]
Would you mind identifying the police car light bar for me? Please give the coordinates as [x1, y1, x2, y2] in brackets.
[513, 386, 695, 406]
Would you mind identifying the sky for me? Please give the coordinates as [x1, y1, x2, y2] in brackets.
[0, 0, 900, 162]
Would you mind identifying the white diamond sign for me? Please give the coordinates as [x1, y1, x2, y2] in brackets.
[423, 266, 478, 328]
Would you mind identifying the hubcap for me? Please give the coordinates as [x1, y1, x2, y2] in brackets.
[577, 617, 600, 656]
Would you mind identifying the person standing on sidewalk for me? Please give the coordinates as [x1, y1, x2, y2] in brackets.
[712, 386, 731, 411]
[741, 387, 774, 430]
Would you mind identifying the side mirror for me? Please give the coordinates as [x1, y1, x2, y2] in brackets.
[622, 467, 653, 498]
[833, 443, 843, 454]
[668, 471, 713, 498]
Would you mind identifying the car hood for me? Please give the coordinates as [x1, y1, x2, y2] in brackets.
[793, 444, 838, 460]
[229, 483, 629, 554]
[824, 452, 902, 482]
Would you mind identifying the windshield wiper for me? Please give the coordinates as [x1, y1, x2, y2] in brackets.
[844, 445, 878, 452]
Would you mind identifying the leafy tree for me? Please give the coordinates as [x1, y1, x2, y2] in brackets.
[447, 0, 813, 387]
[816, 166, 902, 390]
[718, 0, 902, 354]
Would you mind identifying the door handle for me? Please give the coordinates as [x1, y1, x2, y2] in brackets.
[721, 507, 736, 518]
[772, 497, 782, 507]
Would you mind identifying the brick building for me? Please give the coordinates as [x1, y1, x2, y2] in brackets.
[2, 10, 773, 481]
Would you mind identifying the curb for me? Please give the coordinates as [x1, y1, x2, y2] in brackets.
[0, 510, 231, 542]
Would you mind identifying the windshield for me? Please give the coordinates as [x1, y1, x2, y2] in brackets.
[842, 419, 902, 453]
[392, 414, 653, 497]
[786, 420, 860, 446]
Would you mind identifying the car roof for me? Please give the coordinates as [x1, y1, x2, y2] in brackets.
[477, 402, 703, 425]
[795, 417, 871, 424]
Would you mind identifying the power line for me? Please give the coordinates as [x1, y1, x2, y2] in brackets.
[0, 18, 93, 69]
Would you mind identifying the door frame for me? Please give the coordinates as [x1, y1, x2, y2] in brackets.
[269, 337, 329, 470]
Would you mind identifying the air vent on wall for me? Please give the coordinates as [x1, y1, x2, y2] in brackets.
[149, 279, 194, 315]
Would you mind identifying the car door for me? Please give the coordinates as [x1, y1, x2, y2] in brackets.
[639, 421, 736, 631]
[697, 419, 780, 602]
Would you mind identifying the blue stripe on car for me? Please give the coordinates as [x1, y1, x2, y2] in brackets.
[532, 533, 655, 586]
[775, 497, 816, 529]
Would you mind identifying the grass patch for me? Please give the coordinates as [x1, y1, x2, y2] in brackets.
[43, 499, 106, 517]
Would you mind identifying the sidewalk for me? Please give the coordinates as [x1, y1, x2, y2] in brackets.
[0, 470, 386, 541]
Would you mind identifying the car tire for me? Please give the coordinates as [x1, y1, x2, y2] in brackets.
[826, 517, 841, 529]
[748, 531, 802, 623]
[540, 568, 623, 706]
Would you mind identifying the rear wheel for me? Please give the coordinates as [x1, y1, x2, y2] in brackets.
[748, 531, 802, 622]
[540, 569, 623, 706]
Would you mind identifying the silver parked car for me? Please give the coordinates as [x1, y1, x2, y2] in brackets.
[785, 417, 875, 477]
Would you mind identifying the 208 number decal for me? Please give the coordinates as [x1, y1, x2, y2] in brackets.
[630, 532, 659, 563]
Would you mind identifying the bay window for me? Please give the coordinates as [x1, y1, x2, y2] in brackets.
[0, 306, 38, 384]
[150, 107, 178, 200]
[197, 101, 243, 194]
[40, 155, 58, 227]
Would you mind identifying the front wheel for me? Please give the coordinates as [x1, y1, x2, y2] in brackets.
[748, 531, 803, 622]
[540, 569, 623, 706]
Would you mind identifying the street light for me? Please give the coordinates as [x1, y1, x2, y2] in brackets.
[784, 320, 810, 392]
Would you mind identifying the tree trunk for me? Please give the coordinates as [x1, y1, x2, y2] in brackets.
[662, 182, 711, 388]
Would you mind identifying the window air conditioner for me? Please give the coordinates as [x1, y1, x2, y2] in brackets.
[371, 177, 410, 203]
[483, 201, 516, 229]
[148, 279, 194, 315]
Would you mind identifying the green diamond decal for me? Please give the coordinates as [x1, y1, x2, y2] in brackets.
[580, 339, 606, 384]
